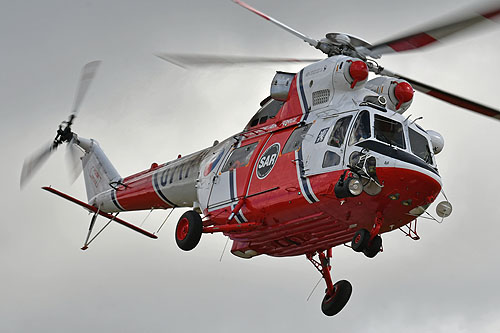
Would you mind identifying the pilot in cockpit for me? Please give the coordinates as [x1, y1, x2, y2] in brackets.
[350, 111, 371, 145]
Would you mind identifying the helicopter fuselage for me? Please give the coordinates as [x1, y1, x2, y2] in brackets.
[88, 55, 442, 259]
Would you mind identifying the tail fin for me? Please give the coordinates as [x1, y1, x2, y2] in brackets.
[77, 137, 121, 203]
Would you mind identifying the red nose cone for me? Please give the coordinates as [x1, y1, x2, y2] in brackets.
[349, 61, 368, 89]
[394, 82, 414, 109]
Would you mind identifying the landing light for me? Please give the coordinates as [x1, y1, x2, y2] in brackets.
[335, 174, 364, 198]
[348, 178, 363, 196]
[436, 201, 452, 218]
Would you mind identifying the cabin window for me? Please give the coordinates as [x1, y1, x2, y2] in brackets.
[349, 111, 371, 146]
[282, 124, 312, 154]
[328, 115, 352, 148]
[221, 142, 258, 172]
[409, 128, 433, 164]
[322, 151, 341, 168]
[374, 114, 406, 149]
[246, 99, 284, 129]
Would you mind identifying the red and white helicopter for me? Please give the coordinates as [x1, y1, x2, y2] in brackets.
[20, 0, 500, 316]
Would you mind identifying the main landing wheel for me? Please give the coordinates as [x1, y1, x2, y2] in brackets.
[175, 210, 203, 251]
[351, 229, 370, 252]
[363, 235, 382, 258]
[321, 280, 352, 316]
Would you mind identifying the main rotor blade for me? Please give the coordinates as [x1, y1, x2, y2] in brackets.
[70, 60, 101, 123]
[365, 5, 500, 58]
[156, 53, 321, 68]
[377, 67, 500, 119]
[232, 0, 320, 49]
[20, 142, 56, 188]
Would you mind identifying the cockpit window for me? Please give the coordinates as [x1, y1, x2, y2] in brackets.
[322, 151, 341, 168]
[409, 128, 433, 164]
[246, 99, 284, 129]
[349, 111, 371, 145]
[221, 142, 258, 173]
[327, 115, 352, 148]
[374, 114, 406, 149]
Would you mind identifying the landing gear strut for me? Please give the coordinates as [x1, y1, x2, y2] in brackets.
[307, 250, 352, 316]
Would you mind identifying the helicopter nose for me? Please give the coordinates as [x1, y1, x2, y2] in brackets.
[377, 166, 442, 209]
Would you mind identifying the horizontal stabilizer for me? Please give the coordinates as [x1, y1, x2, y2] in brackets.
[42, 186, 158, 239]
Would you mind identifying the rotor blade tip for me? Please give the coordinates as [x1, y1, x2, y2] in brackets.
[154, 53, 188, 69]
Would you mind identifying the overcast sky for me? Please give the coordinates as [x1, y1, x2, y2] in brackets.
[2, 0, 500, 332]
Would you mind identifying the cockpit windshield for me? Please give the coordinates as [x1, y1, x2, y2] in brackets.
[409, 128, 433, 164]
[348, 111, 371, 145]
[374, 114, 406, 149]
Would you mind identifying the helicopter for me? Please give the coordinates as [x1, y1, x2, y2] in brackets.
[20, 0, 500, 317]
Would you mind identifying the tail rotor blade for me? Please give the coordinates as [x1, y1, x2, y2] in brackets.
[20, 61, 101, 188]
[20, 142, 56, 188]
[66, 136, 84, 184]
[70, 60, 101, 123]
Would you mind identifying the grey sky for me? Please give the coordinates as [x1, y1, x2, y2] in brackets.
[2, 0, 500, 332]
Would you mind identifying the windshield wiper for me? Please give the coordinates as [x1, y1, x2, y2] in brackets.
[377, 133, 398, 148]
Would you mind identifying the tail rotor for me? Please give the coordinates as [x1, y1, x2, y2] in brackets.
[20, 61, 101, 188]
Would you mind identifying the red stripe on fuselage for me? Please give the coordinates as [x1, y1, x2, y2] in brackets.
[115, 166, 173, 211]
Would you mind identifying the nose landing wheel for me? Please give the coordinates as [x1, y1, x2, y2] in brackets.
[363, 235, 382, 258]
[351, 229, 383, 258]
[351, 213, 384, 258]
[307, 250, 352, 317]
[351, 229, 370, 252]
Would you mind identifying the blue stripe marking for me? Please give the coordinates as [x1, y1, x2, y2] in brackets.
[229, 169, 245, 223]
[298, 69, 309, 121]
[297, 148, 317, 203]
[229, 169, 235, 200]
[110, 188, 123, 211]
[235, 213, 244, 223]
[153, 173, 177, 207]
